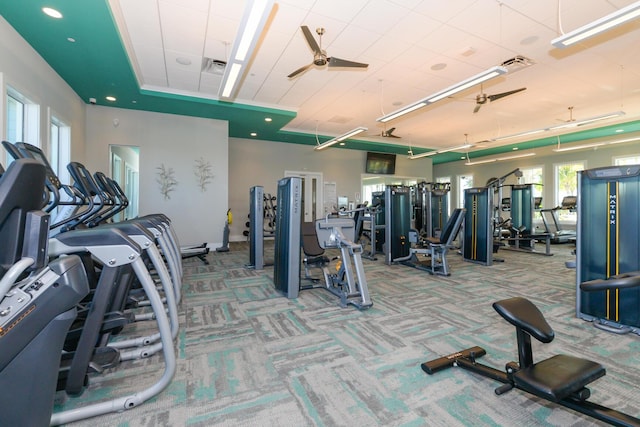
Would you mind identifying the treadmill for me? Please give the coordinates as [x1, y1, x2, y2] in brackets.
[540, 195, 577, 243]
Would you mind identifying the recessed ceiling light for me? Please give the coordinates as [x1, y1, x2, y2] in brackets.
[42, 7, 63, 18]
[264, 117, 272, 122]
[132, 100, 137, 104]
[339, 142, 346, 146]
[250, 132, 257, 137]
[176, 57, 192, 66]
[512, 147, 518, 150]
[67, 37, 76, 43]
[616, 129, 624, 133]
[105, 96, 116, 102]
[431, 63, 447, 71]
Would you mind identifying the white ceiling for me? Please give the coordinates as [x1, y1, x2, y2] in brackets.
[110, 0, 640, 152]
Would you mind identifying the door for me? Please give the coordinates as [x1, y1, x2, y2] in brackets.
[284, 171, 323, 222]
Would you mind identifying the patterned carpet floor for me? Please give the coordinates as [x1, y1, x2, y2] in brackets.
[56, 241, 640, 426]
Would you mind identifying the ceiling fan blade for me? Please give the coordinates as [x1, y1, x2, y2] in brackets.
[300, 26, 322, 55]
[488, 87, 526, 102]
[473, 103, 482, 114]
[386, 127, 401, 138]
[287, 63, 313, 78]
[327, 57, 369, 69]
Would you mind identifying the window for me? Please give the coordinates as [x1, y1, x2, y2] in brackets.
[436, 175, 451, 216]
[457, 174, 473, 208]
[50, 116, 71, 184]
[6, 94, 24, 143]
[5, 87, 39, 165]
[614, 155, 640, 166]
[361, 175, 424, 206]
[554, 161, 584, 221]
[518, 166, 544, 218]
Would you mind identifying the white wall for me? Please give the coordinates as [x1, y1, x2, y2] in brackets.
[0, 16, 85, 161]
[85, 106, 229, 247]
[228, 137, 432, 241]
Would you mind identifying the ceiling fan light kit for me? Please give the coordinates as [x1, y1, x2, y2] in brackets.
[314, 126, 368, 151]
[551, 1, 640, 48]
[377, 66, 507, 123]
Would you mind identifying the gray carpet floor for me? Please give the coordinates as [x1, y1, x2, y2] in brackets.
[56, 241, 640, 426]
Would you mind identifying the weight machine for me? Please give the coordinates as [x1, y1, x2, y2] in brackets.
[576, 164, 640, 335]
[414, 181, 451, 238]
[273, 177, 372, 309]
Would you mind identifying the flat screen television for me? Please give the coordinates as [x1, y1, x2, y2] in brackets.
[366, 152, 396, 175]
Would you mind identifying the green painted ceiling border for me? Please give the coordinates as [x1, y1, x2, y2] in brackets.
[2, 1, 639, 164]
[432, 119, 640, 164]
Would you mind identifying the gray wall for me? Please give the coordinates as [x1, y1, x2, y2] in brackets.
[228, 137, 432, 241]
[84, 106, 229, 247]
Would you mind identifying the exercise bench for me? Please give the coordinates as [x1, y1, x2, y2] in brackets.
[422, 296, 640, 426]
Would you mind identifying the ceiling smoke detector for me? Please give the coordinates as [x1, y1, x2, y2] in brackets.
[202, 58, 227, 75]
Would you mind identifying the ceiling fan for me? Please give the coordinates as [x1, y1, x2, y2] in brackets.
[381, 127, 401, 138]
[473, 84, 526, 113]
[287, 26, 369, 78]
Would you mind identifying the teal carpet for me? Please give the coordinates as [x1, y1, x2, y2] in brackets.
[57, 242, 640, 426]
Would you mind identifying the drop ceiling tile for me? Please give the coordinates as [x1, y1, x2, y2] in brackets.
[211, 0, 245, 19]
[310, 0, 370, 22]
[350, 0, 411, 34]
[163, 0, 210, 12]
[159, 1, 208, 54]
[166, 66, 201, 91]
[118, 0, 163, 48]
[413, 0, 479, 24]
[134, 46, 168, 86]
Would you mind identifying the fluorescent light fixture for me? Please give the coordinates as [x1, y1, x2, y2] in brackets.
[218, 0, 274, 99]
[547, 111, 625, 131]
[552, 135, 640, 152]
[465, 152, 536, 166]
[492, 128, 545, 142]
[408, 150, 438, 160]
[408, 143, 473, 160]
[220, 63, 242, 98]
[437, 143, 474, 154]
[426, 66, 507, 103]
[488, 111, 625, 143]
[376, 66, 507, 123]
[378, 102, 427, 123]
[551, 1, 640, 48]
[314, 127, 368, 151]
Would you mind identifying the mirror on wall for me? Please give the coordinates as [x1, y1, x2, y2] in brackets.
[109, 145, 139, 221]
